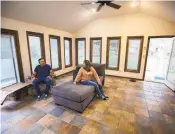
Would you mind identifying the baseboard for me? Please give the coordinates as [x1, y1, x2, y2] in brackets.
[105, 74, 143, 81]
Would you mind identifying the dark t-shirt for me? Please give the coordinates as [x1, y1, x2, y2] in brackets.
[34, 64, 51, 80]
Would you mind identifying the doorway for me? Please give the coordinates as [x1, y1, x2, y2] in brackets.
[145, 37, 174, 84]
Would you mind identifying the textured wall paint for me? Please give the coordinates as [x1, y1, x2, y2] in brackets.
[74, 13, 175, 79]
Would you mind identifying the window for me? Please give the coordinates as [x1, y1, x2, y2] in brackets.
[75, 38, 86, 65]
[49, 35, 62, 70]
[106, 37, 121, 70]
[64, 37, 72, 67]
[1, 29, 24, 88]
[27, 31, 45, 72]
[125, 36, 144, 73]
[90, 37, 102, 64]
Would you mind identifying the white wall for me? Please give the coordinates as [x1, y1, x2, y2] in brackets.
[1, 17, 76, 79]
[74, 13, 175, 79]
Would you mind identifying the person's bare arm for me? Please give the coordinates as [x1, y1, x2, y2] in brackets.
[48, 70, 54, 80]
[32, 72, 37, 81]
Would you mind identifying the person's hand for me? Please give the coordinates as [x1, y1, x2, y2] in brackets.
[98, 83, 102, 87]
[48, 76, 52, 80]
[32, 77, 36, 81]
[73, 81, 76, 85]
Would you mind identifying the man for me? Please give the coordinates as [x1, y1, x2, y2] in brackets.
[32, 58, 53, 101]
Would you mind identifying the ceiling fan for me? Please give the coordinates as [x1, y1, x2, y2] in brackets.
[81, 0, 121, 12]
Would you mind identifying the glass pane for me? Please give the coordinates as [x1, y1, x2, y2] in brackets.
[28, 36, 42, 71]
[108, 39, 119, 68]
[11, 35, 20, 83]
[1, 35, 17, 88]
[145, 38, 173, 81]
[127, 39, 141, 70]
[65, 40, 70, 65]
[50, 38, 59, 69]
[167, 39, 175, 85]
[92, 40, 101, 63]
[78, 40, 85, 65]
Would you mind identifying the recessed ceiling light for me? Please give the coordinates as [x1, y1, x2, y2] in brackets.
[92, 2, 96, 5]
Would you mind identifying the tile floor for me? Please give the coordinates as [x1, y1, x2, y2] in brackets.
[1, 74, 175, 134]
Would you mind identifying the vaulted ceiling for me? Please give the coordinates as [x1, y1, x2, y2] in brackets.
[2, 1, 175, 33]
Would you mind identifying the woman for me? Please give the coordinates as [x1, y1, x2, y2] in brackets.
[73, 60, 109, 100]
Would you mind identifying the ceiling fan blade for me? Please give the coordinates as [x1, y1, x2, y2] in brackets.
[96, 3, 103, 12]
[81, 1, 98, 5]
[81, 2, 94, 5]
[106, 2, 121, 9]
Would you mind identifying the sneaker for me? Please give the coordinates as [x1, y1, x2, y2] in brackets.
[105, 96, 109, 99]
[43, 94, 48, 100]
[101, 96, 107, 100]
[36, 96, 41, 101]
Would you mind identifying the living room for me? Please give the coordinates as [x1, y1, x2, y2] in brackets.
[1, 1, 175, 134]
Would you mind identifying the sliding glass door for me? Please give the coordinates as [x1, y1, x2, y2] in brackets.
[1, 34, 20, 88]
